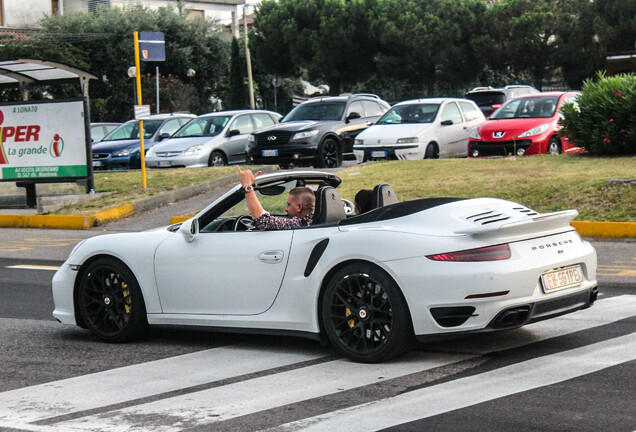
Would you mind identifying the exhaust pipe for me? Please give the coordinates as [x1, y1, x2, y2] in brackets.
[590, 287, 598, 304]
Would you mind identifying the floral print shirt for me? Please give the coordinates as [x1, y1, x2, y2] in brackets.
[253, 211, 313, 230]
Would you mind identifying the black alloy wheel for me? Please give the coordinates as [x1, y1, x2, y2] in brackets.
[322, 263, 411, 363]
[547, 137, 562, 155]
[316, 138, 341, 168]
[208, 150, 228, 167]
[77, 258, 148, 342]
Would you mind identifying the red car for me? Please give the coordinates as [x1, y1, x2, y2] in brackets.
[468, 92, 579, 157]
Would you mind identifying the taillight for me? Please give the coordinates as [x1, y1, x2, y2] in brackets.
[491, 104, 502, 109]
[426, 244, 511, 262]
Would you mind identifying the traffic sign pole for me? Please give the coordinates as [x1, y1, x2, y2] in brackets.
[134, 31, 148, 190]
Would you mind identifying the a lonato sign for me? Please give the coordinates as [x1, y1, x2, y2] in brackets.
[0, 100, 88, 181]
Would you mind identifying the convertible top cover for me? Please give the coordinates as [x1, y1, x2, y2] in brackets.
[340, 197, 466, 225]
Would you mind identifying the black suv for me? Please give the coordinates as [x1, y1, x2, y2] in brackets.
[465, 85, 539, 118]
[247, 94, 390, 168]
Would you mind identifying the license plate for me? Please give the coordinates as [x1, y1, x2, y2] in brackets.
[541, 265, 583, 293]
[92, 161, 102, 167]
[158, 161, 172, 167]
[262, 150, 278, 157]
[371, 151, 387, 158]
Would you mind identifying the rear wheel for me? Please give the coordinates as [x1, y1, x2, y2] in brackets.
[315, 138, 341, 168]
[77, 257, 148, 342]
[547, 137, 561, 155]
[321, 263, 411, 363]
[424, 143, 439, 159]
[208, 151, 227, 167]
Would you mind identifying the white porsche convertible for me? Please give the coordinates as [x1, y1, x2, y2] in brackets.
[52, 170, 598, 363]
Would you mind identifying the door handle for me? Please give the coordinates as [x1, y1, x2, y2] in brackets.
[259, 250, 284, 264]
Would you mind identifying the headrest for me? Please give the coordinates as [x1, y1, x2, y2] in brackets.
[371, 183, 399, 208]
[313, 186, 346, 225]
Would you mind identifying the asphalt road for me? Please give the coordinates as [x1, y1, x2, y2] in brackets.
[0, 190, 634, 432]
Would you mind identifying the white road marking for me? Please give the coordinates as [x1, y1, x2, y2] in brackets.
[277, 333, 636, 432]
[0, 295, 634, 432]
[6, 265, 60, 271]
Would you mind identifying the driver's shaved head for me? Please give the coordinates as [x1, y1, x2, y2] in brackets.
[289, 187, 315, 215]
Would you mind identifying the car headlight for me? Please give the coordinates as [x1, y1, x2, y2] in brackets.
[355, 138, 364, 145]
[396, 137, 418, 144]
[146, 147, 155, 157]
[113, 148, 131, 157]
[469, 128, 481, 139]
[184, 145, 203, 156]
[292, 130, 319, 140]
[519, 123, 550, 138]
[248, 134, 255, 142]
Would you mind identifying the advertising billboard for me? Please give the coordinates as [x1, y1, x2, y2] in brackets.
[0, 100, 89, 182]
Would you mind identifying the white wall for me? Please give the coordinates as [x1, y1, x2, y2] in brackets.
[2, 0, 52, 27]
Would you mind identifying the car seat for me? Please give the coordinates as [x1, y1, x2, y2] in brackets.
[371, 184, 399, 208]
[539, 101, 555, 117]
[313, 186, 346, 225]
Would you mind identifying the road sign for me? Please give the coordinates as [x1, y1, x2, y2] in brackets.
[134, 105, 151, 119]
[139, 32, 165, 62]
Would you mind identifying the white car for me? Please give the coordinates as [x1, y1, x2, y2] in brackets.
[145, 110, 281, 168]
[353, 98, 485, 161]
[52, 170, 597, 363]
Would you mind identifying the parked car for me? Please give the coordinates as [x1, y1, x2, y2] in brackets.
[92, 114, 195, 170]
[145, 110, 281, 168]
[465, 85, 540, 118]
[247, 94, 391, 168]
[468, 92, 580, 157]
[52, 170, 598, 363]
[90, 122, 120, 143]
[353, 98, 485, 161]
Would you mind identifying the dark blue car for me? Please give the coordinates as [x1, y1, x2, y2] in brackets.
[92, 114, 195, 170]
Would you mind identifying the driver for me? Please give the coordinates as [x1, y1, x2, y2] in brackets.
[236, 166, 315, 230]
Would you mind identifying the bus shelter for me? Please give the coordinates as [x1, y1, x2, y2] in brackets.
[0, 59, 98, 208]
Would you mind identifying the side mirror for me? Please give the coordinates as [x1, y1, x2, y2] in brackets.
[227, 129, 241, 137]
[179, 218, 199, 243]
[441, 119, 454, 126]
[346, 112, 361, 123]
[158, 132, 171, 141]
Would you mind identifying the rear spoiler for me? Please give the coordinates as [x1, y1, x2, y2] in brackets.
[455, 210, 579, 242]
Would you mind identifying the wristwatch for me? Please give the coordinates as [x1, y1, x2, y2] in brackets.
[244, 185, 254, 194]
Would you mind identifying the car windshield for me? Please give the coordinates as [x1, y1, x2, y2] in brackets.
[376, 103, 440, 125]
[465, 91, 506, 107]
[172, 116, 231, 138]
[102, 120, 163, 141]
[490, 96, 560, 119]
[282, 102, 345, 122]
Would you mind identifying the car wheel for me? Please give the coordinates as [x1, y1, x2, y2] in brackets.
[424, 143, 439, 159]
[321, 263, 411, 363]
[547, 137, 561, 155]
[208, 151, 227, 167]
[315, 138, 341, 168]
[77, 257, 148, 342]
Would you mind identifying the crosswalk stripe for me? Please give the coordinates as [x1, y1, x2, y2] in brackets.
[0, 295, 634, 432]
[277, 332, 636, 432]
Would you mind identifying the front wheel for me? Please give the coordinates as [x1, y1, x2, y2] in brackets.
[208, 151, 227, 167]
[315, 138, 341, 168]
[321, 263, 412, 363]
[77, 257, 148, 342]
[424, 143, 439, 159]
[547, 137, 561, 155]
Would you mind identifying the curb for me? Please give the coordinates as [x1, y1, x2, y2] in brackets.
[571, 221, 636, 239]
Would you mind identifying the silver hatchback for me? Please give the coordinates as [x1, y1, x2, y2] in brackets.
[146, 110, 281, 168]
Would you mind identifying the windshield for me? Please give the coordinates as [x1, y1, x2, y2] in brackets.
[465, 91, 506, 107]
[282, 102, 345, 122]
[173, 116, 231, 138]
[102, 120, 163, 141]
[377, 103, 440, 125]
[490, 96, 560, 119]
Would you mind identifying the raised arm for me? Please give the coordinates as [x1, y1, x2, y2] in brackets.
[236, 166, 264, 218]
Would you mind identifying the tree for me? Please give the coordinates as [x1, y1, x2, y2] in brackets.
[227, 37, 248, 109]
[0, 5, 229, 121]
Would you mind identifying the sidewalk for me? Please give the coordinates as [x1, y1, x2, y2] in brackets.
[0, 169, 634, 238]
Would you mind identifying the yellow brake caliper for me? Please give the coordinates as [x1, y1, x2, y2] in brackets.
[122, 281, 131, 314]
[346, 298, 360, 337]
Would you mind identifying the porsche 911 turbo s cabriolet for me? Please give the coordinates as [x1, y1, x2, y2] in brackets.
[52, 171, 598, 363]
